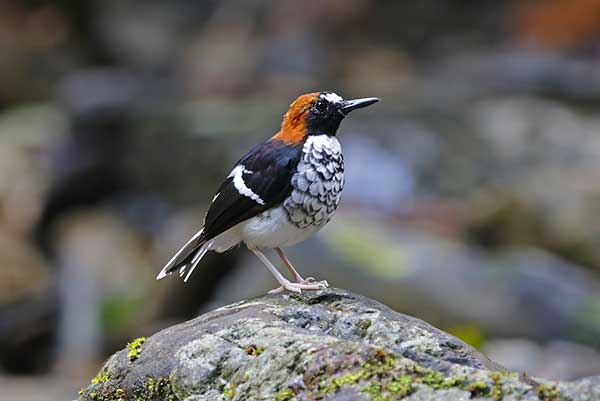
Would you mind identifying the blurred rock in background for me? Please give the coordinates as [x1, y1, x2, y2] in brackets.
[1, 1, 600, 399]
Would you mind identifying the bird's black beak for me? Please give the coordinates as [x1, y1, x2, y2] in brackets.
[339, 97, 380, 116]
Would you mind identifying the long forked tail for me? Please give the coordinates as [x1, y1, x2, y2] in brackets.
[156, 230, 213, 282]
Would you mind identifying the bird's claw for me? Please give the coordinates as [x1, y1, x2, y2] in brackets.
[267, 279, 328, 294]
[295, 276, 329, 287]
[301, 277, 329, 287]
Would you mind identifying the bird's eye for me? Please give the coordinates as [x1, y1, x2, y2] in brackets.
[315, 100, 327, 112]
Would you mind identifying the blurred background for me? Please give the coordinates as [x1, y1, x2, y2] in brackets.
[1, 0, 600, 399]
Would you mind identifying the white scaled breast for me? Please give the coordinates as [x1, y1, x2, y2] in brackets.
[283, 134, 344, 229]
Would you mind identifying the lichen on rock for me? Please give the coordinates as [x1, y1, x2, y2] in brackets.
[77, 288, 599, 401]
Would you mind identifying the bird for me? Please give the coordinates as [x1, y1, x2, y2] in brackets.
[156, 91, 379, 293]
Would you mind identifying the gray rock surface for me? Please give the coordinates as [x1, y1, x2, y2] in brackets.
[78, 288, 600, 401]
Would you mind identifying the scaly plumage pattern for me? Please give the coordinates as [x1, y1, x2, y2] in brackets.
[284, 135, 344, 228]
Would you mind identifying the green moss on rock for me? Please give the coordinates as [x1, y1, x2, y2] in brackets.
[355, 318, 372, 336]
[387, 376, 415, 397]
[273, 388, 295, 401]
[91, 369, 111, 385]
[79, 375, 178, 401]
[362, 382, 395, 401]
[307, 348, 522, 400]
[536, 383, 568, 401]
[223, 383, 237, 398]
[136, 376, 177, 401]
[127, 337, 146, 362]
[243, 344, 265, 356]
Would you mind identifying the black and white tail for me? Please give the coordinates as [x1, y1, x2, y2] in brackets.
[156, 230, 213, 282]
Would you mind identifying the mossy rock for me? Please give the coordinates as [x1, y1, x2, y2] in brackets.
[78, 288, 599, 401]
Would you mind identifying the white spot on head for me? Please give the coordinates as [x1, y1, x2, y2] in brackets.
[321, 92, 344, 104]
[228, 165, 265, 205]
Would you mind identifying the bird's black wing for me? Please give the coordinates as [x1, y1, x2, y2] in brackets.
[159, 138, 302, 276]
[201, 138, 302, 241]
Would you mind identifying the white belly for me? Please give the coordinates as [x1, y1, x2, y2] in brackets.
[206, 206, 324, 252]
[240, 206, 323, 249]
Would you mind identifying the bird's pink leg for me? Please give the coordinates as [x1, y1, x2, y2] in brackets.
[250, 247, 327, 294]
[274, 247, 329, 289]
[274, 247, 329, 291]
[275, 247, 306, 283]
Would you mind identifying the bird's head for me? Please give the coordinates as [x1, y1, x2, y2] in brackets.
[274, 91, 379, 144]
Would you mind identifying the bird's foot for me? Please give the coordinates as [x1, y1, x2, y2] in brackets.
[298, 276, 329, 287]
[268, 279, 329, 294]
[292, 274, 329, 286]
